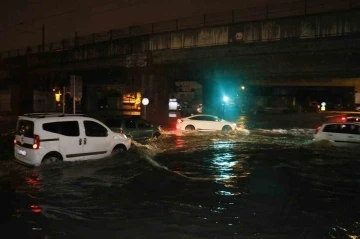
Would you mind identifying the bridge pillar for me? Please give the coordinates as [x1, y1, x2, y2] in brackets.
[10, 76, 34, 115]
[130, 68, 174, 126]
[83, 84, 98, 113]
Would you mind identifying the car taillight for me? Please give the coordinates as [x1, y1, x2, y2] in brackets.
[341, 117, 346, 121]
[315, 126, 321, 134]
[177, 119, 183, 124]
[33, 134, 40, 149]
[14, 139, 16, 144]
[119, 129, 125, 135]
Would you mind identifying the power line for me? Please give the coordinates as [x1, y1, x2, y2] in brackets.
[0, 0, 343, 35]
[92, 0, 155, 15]
[0, 0, 155, 34]
[0, 9, 76, 33]
[41, 0, 157, 32]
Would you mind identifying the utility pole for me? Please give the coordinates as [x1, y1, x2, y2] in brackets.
[42, 24, 45, 52]
[62, 86, 66, 114]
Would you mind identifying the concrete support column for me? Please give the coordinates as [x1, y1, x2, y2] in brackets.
[159, 73, 173, 127]
[139, 68, 174, 126]
[10, 83, 20, 115]
[84, 84, 98, 113]
[10, 75, 34, 115]
[127, 67, 174, 126]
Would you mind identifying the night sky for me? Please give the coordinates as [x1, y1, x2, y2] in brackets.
[0, 0, 285, 52]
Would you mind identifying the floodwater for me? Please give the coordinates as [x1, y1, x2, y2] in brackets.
[0, 113, 359, 239]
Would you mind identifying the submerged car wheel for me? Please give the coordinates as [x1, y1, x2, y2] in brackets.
[111, 145, 126, 156]
[185, 125, 195, 131]
[222, 125, 232, 132]
[42, 155, 61, 164]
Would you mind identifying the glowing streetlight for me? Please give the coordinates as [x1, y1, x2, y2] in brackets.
[321, 102, 326, 111]
[241, 86, 245, 90]
[222, 95, 229, 119]
[142, 98, 149, 119]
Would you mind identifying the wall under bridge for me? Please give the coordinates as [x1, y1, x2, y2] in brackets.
[249, 77, 360, 91]
[3, 63, 360, 122]
[2, 68, 176, 126]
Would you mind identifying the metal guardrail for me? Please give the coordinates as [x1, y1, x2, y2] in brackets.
[0, 0, 359, 59]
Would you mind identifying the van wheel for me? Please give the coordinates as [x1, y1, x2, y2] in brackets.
[42, 155, 61, 164]
[111, 145, 126, 156]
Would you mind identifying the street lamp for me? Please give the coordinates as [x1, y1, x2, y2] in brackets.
[142, 98, 149, 119]
[222, 95, 229, 118]
[241, 86, 245, 90]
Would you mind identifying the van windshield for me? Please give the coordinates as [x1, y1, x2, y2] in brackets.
[16, 120, 34, 138]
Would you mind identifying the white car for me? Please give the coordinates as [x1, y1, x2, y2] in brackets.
[14, 113, 131, 166]
[313, 122, 360, 147]
[176, 114, 237, 131]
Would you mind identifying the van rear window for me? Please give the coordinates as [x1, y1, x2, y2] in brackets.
[16, 120, 34, 138]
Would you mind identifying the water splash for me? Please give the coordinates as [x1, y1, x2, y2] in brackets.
[252, 128, 315, 137]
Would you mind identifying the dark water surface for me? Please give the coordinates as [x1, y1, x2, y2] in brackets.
[0, 113, 359, 239]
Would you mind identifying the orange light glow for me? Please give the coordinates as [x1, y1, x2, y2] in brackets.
[122, 92, 142, 115]
[33, 135, 40, 149]
[55, 90, 62, 102]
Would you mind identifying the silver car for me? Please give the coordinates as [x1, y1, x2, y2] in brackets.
[103, 116, 161, 141]
[314, 122, 360, 147]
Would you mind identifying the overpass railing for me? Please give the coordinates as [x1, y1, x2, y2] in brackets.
[1, 0, 360, 60]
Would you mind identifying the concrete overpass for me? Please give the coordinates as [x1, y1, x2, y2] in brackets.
[1, 0, 360, 122]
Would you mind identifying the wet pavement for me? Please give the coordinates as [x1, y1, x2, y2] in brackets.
[0, 113, 359, 239]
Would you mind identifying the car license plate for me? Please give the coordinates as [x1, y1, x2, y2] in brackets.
[17, 149, 27, 156]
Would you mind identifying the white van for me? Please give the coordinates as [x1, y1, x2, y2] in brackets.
[14, 113, 131, 166]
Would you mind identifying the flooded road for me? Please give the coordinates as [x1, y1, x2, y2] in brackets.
[0, 113, 359, 239]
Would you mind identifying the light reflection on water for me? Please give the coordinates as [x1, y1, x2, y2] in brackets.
[26, 172, 41, 191]
[175, 134, 184, 149]
[210, 141, 251, 198]
[30, 204, 41, 213]
[235, 116, 247, 130]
